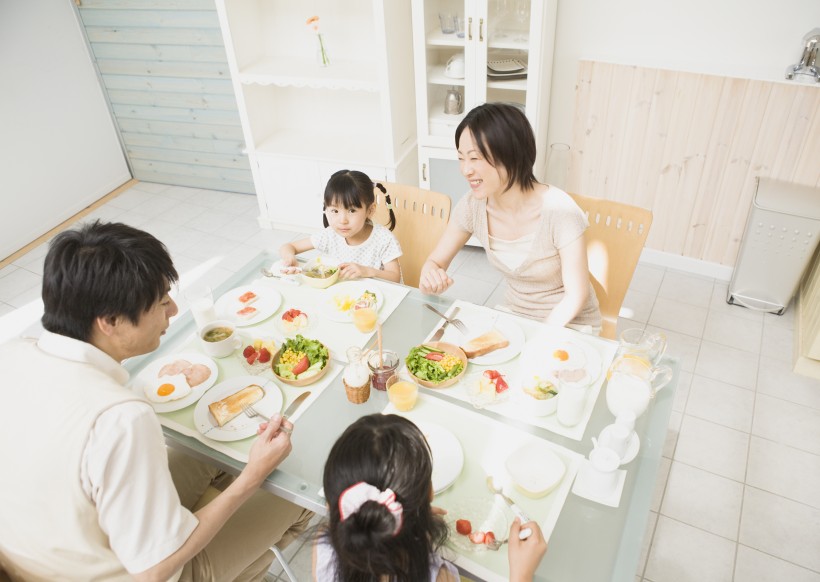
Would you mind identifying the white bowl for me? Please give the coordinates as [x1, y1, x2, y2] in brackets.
[300, 257, 340, 289]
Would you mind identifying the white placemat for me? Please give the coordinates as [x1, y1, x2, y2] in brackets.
[422, 300, 618, 441]
[383, 393, 582, 582]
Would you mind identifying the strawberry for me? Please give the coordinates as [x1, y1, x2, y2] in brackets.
[484, 531, 496, 546]
[425, 352, 444, 361]
[246, 352, 258, 365]
[257, 347, 271, 363]
[494, 376, 509, 393]
[468, 531, 485, 544]
[291, 355, 310, 376]
[242, 345, 256, 358]
[455, 519, 472, 535]
[484, 369, 500, 380]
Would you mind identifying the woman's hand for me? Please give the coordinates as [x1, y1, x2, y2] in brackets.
[419, 261, 454, 295]
[508, 518, 548, 582]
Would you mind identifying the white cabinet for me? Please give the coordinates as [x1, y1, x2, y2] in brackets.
[411, 0, 557, 198]
[215, 0, 418, 232]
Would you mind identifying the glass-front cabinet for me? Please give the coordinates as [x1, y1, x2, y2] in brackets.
[411, 0, 557, 206]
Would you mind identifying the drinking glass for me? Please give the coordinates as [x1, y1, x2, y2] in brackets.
[184, 284, 216, 330]
[367, 350, 399, 391]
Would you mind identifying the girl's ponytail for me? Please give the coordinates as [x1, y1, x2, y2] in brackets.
[375, 182, 397, 231]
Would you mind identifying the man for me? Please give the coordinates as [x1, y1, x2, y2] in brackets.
[0, 221, 312, 581]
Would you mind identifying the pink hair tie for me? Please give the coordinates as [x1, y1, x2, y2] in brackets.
[338, 481, 403, 535]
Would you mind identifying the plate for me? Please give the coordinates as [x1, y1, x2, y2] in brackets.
[193, 376, 283, 442]
[133, 352, 218, 413]
[506, 441, 566, 498]
[319, 281, 385, 323]
[518, 331, 603, 388]
[571, 461, 627, 508]
[442, 497, 509, 553]
[440, 315, 525, 365]
[215, 284, 282, 327]
[414, 421, 464, 494]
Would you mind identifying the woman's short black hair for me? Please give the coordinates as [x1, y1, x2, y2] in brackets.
[322, 414, 448, 582]
[41, 220, 178, 342]
[455, 102, 537, 192]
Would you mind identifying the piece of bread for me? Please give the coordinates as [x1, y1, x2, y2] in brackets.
[208, 384, 265, 427]
[460, 329, 510, 359]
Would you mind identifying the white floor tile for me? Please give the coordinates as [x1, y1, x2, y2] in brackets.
[453, 248, 504, 285]
[759, 321, 795, 362]
[694, 340, 758, 390]
[663, 410, 682, 459]
[106, 188, 156, 210]
[657, 271, 714, 308]
[671, 371, 692, 413]
[637, 511, 658, 577]
[483, 280, 508, 309]
[710, 282, 764, 323]
[630, 264, 665, 295]
[648, 297, 708, 338]
[161, 185, 201, 201]
[645, 516, 735, 582]
[685, 375, 754, 432]
[0, 264, 20, 278]
[0, 267, 41, 303]
[440, 273, 498, 306]
[702, 311, 763, 354]
[6, 285, 42, 309]
[12, 247, 46, 276]
[186, 207, 240, 234]
[746, 436, 820, 509]
[673, 415, 749, 481]
[131, 181, 171, 195]
[739, 486, 820, 572]
[620, 288, 655, 323]
[153, 201, 210, 227]
[0, 302, 16, 317]
[752, 394, 820, 456]
[650, 457, 672, 513]
[660, 462, 743, 540]
[757, 355, 820, 411]
[734, 544, 820, 582]
[763, 305, 795, 329]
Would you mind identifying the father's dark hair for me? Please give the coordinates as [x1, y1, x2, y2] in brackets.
[41, 220, 178, 342]
[455, 102, 537, 193]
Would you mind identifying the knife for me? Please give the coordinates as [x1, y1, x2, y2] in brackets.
[283, 390, 311, 420]
[430, 306, 459, 341]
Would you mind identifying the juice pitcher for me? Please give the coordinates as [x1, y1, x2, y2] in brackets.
[605, 355, 672, 418]
[616, 328, 667, 367]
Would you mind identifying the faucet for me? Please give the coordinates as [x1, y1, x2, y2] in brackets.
[785, 28, 820, 83]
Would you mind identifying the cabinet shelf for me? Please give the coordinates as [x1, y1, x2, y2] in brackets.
[487, 29, 530, 51]
[426, 29, 466, 47]
[239, 57, 380, 92]
[254, 129, 386, 167]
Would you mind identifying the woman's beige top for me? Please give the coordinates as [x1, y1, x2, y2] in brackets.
[452, 187, 601, 327]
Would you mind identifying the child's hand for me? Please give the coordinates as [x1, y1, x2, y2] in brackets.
[339, 262, 371, 280]
[508, 518, 547, 582]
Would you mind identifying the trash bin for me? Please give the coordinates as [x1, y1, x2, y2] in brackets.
[728, 177, 820, 314]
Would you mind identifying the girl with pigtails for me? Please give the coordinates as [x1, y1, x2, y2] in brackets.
[279, 169, 403, 283]
[314, 414, 547, 582]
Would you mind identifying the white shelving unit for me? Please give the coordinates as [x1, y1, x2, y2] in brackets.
[411, 0, 557, 210]
[215, 0, 418, 232]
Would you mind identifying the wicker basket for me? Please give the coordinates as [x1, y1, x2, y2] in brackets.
[343, 378, 371, 404]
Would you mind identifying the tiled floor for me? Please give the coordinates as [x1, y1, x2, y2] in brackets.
[2, 181, 819, 582]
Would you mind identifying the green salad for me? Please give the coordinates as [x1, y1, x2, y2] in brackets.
[276, 335, 329, 380]
[405, 345, 464, 384]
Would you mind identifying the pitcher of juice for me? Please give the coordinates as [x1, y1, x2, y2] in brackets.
[616, 328, 667, 368]
[605, 355, 672, 418]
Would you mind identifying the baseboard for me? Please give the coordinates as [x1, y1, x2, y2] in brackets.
[638, 248, 734, 282]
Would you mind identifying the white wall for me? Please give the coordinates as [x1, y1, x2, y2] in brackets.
[0, 0, 130, 260]
[548, 0, 820, 144]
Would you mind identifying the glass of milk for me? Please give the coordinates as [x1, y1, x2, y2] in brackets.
[184, 284, 217, 330]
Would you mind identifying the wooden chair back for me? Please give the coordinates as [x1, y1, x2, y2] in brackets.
[569, 193, 653, 339]
[372, 182, 451, 288]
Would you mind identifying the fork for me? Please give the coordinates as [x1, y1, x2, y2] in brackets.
[241, 403, 266, 420]
[424, 304, 471, 336]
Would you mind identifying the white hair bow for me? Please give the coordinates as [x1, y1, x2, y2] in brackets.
[338, 481, 403, 535]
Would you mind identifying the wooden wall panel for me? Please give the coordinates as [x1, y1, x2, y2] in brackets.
[77, 2, 254, 194]
[570, 61, 820, 266]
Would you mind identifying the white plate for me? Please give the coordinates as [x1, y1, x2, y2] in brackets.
[506, 441, 566, 497]
[215, 284, 282, 327]
[440, 316, 526, 365]
[443, 497, 509, 553]
[518, 331, 604, 388]
[133, 352, 218, 413]
[414, 421, 464, 494]
[571, 461, 627, 508]
[319, 281, 385, 323]
[193, 376, 283, 442]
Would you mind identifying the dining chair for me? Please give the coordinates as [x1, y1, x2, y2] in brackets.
[569, 193, 653, 340]
[372, 182, 452, 288]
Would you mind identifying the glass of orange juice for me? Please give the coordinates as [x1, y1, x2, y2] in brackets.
[352, 306, 378, 332]
[385, 373, 419, 412]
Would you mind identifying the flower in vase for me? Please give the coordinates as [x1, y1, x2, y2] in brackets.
[306, 15, 330, 67]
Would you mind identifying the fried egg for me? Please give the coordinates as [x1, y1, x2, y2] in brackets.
[144, 373, 192, 403]
[548, 343, 587, 371]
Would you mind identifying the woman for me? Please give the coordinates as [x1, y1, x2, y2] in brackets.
[419, 103, 601, 333]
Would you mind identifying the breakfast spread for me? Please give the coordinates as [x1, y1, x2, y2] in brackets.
[208, 384, 265, 427]
[461, 329, 510, 358]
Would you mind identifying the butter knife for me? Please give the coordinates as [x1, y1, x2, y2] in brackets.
[283, 391, 311, 420]
[430, 306, 459, 341]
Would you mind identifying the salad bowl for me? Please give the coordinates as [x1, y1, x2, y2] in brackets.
[272, 335, 331, 387]
[405, 341, 468, 388]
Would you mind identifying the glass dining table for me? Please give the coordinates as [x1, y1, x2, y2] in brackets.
[125, 252, 678, 582]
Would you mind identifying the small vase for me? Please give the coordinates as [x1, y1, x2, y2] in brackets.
[315, 34, 330, 67]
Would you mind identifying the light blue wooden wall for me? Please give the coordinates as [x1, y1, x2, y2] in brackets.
[77, 0, 254, 194]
